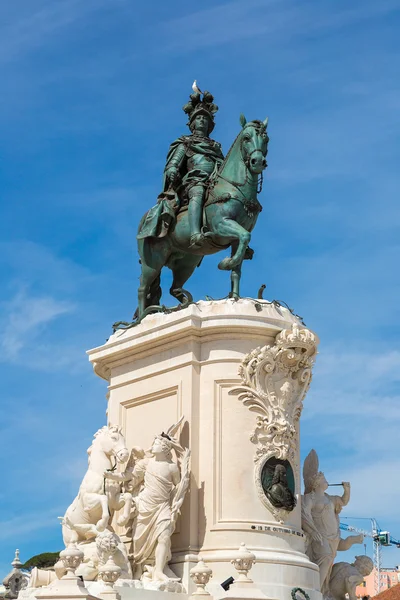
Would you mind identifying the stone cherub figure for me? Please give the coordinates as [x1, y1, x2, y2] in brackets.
[301, 450, 363, 597]
[329, 556, 374, 600]
[138, 81, 224, 248]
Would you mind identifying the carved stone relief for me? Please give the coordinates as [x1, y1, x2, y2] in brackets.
[229, 323, 318, 520]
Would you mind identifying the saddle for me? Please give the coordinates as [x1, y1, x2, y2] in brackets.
[138, 182, 231, 242]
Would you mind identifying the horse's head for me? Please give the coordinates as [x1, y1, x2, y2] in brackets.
[239, 114, 269, 175]
[90, 424, 129, 464]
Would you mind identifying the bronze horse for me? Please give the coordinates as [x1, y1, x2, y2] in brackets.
[137, 115, 269, 317]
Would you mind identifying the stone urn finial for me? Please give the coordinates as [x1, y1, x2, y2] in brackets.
[59, 544, 84, 578]
[231, 543, 256, 583]
[190, 559, 213, 596]
[98, 556, 121, 586]
[98, 556, 121, 600]
[3, 549, 28, 599]
[11, 550, 22, 571]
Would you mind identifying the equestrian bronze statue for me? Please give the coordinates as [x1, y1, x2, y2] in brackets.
[137, 84, 269, 317]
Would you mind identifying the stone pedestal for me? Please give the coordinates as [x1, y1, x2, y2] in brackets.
[35, 576, 98, 600]
[35, 546, 98, 600]
[87, 299, 321, 600]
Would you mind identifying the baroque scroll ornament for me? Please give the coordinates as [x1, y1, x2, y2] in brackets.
[229, 323, 318, 466]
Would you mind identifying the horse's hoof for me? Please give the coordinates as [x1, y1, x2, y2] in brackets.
[153, 571, 169, 582]
[117, 516, 128, 526]
[218, 257, 233, 270]
[96, 519, 107, 532]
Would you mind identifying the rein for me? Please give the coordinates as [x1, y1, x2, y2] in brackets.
[257, 171, 263, 194]
[212, 170, 254, 201]
[103, 457, 117, 495]
[208, 129, 265, 204]
[208, 161, 263, 205]
[241, 133, 265, 194]
[241, 146, 264, 194]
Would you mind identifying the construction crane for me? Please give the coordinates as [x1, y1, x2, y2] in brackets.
[340, 518, 400, 595]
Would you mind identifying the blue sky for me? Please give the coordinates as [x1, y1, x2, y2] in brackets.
[0, 0, 400, 577]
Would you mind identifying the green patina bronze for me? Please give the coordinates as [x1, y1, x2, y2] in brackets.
[136, 84, 269, 317]
[261, 458, 296, 512]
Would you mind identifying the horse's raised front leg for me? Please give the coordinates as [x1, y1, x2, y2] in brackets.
[217, 218, 251, 271]
[82, 492, 109, 532]
[63, 519, 98, 541]
[116, 492, 133, 527]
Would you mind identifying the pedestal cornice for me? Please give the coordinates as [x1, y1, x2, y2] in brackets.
[87, 299, 311, 381]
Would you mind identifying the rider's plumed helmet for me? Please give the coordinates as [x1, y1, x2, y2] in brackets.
[182, 85, 218, 134]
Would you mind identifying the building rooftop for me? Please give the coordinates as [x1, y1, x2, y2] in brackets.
[374, 583, 400, 600]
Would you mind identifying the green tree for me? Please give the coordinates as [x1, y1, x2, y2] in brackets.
[21, 552, 60, 571]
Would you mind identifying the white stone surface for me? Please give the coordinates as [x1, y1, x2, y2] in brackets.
[30, 570, 56, 589]
[62, 425, 131, 542]
[230, 323, 317, 523]
[59, 426, 133, 581]
[35, 545, 98, 600]
[127, 418, 190, 585]
[87, 299, 321, 600]
[219, 581, 269, 600]
[329, 557, 373, 600]
[219, 543, 270, 600]
[114, 587, 188, 600]
[97, 555, 121, 600]
[2, 550, 29, 599]
[189, 559, 213, 598]
[34, 575, 98, 600]
[301, 450, 363, 596]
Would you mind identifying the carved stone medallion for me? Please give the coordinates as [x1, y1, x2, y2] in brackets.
[229, 323, 318, 521]
[256, 455, 296, 520]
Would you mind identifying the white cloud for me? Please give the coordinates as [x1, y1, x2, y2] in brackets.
[301, 346, 400, 501]
[0, 240, 92, 294]
[0, 241, 101, 371]
[0, 289, 75, 360]
[0, 508, 63, 542]
[307, 348, 400, 411]
[162, 0, 400, 52]
[0, 0, 113, 64]
[330, 459, 400, 523]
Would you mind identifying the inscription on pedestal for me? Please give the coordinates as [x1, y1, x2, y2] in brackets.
[250, 525, 304, 537]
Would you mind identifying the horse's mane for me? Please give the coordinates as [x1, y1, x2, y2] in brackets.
[218, 130, 242, 173]
[87, 424, 122, 456]
[217, 120, 265, 174]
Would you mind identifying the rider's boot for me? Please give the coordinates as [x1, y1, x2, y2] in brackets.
[188, 187, 205, 248]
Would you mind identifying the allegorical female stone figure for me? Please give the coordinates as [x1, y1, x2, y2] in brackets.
[127, 417, 190, 584]
[301, 450, 363, 596]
